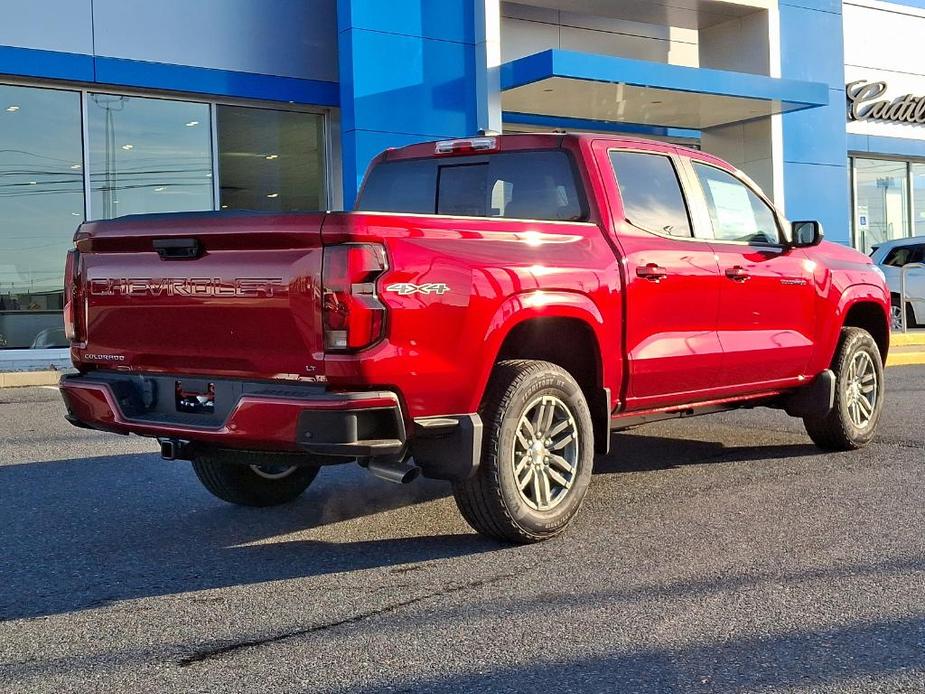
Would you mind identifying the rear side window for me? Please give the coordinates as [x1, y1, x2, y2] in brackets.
[609, 151, 692, 238]
[357, 150, 586, 222]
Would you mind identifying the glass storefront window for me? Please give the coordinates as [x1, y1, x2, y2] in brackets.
[217, 106, 325, 211]
[913, 163, 925, 238]
[0, 84, 83, 349]
[0, 83, 329, 355]
[87, 94, 213, 218]
[853, 158, 909, 253]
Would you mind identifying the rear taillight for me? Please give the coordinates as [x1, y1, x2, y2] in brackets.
[322, 244, 387, 351]
[63, 248, 83, 343]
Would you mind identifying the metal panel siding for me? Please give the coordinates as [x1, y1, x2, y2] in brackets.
[848, 134, 925, 159]
[783, 162, 851, 238]
[780, 7, 844, 85]
[0, 0, 93, 55]
[341, 0, 475, 43]
[94, 58, 339, 106]
[345, 30, 476, 135]
[91, 0, 338, 83]
[779, 0, 841, 12]
[338, 0, 480, 207]
[0, 45, 94, 82]
[782, 91, 849, 166]
[779, 2, 850, 245]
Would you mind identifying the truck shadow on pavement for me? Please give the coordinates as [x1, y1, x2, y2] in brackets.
[0, 452, 495, 621]
[1, 431, 820, 622]
[597, 432, 821, 474]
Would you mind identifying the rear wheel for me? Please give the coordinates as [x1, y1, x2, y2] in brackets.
[191, 449, 320, 507]
[453, 360, 594, 544]
[803, 327, 884, 451]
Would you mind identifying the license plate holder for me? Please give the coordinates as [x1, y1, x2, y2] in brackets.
[175, 380, 215, 414]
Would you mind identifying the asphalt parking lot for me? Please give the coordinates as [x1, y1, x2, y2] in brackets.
[1, 368, 924, 693]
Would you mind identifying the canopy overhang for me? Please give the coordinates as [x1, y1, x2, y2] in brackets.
[500, 50, 829, 130]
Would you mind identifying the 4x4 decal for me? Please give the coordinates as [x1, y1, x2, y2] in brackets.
[385, 282, 450, 296]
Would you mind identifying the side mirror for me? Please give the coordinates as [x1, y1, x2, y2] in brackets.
[791, 220, 824, 247]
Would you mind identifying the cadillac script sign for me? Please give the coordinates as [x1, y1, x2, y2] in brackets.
[846, 80, 925, 125]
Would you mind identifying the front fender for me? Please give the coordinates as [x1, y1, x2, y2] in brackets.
[810, 282, 890, 372]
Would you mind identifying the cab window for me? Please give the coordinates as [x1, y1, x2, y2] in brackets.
[692, 162, 780, 245]
[609, 151, 692, 238]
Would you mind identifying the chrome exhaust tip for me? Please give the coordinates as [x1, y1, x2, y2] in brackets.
[366, 459, 421, 484]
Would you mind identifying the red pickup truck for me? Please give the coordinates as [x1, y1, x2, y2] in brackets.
[59, 134, 890, 543]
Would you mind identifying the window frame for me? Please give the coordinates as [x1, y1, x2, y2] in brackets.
[682, 158, 787, 248]
[608, 149, 695, 239]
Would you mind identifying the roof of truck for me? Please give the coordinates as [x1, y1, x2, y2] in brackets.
[378, 132, 724, 168]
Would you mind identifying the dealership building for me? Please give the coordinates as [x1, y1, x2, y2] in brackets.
[1, 0, 924, 368]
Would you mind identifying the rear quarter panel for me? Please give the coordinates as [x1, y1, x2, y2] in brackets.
[322, 213, 622, 418]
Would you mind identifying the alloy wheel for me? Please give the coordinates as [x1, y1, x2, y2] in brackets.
[845, 350, 878, 428]
[511, 394, 580, 512]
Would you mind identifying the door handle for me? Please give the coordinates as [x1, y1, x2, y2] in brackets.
[636, 263, 668, 282]
[725, 266, 750, 282]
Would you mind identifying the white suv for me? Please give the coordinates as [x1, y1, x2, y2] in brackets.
[870, 237, 925, 330]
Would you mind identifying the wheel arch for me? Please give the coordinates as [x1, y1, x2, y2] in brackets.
[475, 291, 614, 453]
[842, 298, 890, 363]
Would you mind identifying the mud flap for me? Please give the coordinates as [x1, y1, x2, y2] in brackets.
[410, 414, 483, 481]
[783, 370, 836, 418]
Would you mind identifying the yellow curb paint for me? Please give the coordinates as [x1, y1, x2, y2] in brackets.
[0, 371, 63, 388]
[891, 332, 925, 347]
[887, 351, 925, 367]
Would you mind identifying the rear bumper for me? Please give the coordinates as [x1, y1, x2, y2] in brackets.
[59, 372, 483, 480]
[59, 372, 405, 457]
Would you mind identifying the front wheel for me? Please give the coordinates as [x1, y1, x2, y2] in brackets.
[803, 327, 885, 451]
[453, 360, 594, 544]
[191, 449, 320, 507]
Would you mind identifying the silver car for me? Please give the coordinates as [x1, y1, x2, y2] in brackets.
[870, 236, 925, 330]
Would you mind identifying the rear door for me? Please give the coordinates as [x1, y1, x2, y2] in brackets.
[596, 141, 724, 410]
[684, 159, 816, 386]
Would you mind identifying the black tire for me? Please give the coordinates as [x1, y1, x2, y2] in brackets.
[191, 449, 320, 507]
[803, 327, 885, 451]
[452, 360, 594, 544]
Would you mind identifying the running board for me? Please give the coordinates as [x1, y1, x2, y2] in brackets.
[610, 391, 784, 431]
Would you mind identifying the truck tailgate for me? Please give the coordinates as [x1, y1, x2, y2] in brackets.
[73, 212, 327, 381]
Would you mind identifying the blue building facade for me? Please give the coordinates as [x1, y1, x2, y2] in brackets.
[1, 0, 925, 364]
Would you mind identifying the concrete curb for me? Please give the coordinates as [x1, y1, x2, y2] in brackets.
[0, 371, 65, 388]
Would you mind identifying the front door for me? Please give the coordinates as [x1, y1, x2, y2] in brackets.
[687, 160, 816, 387]
[602, 145, 725, 410]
